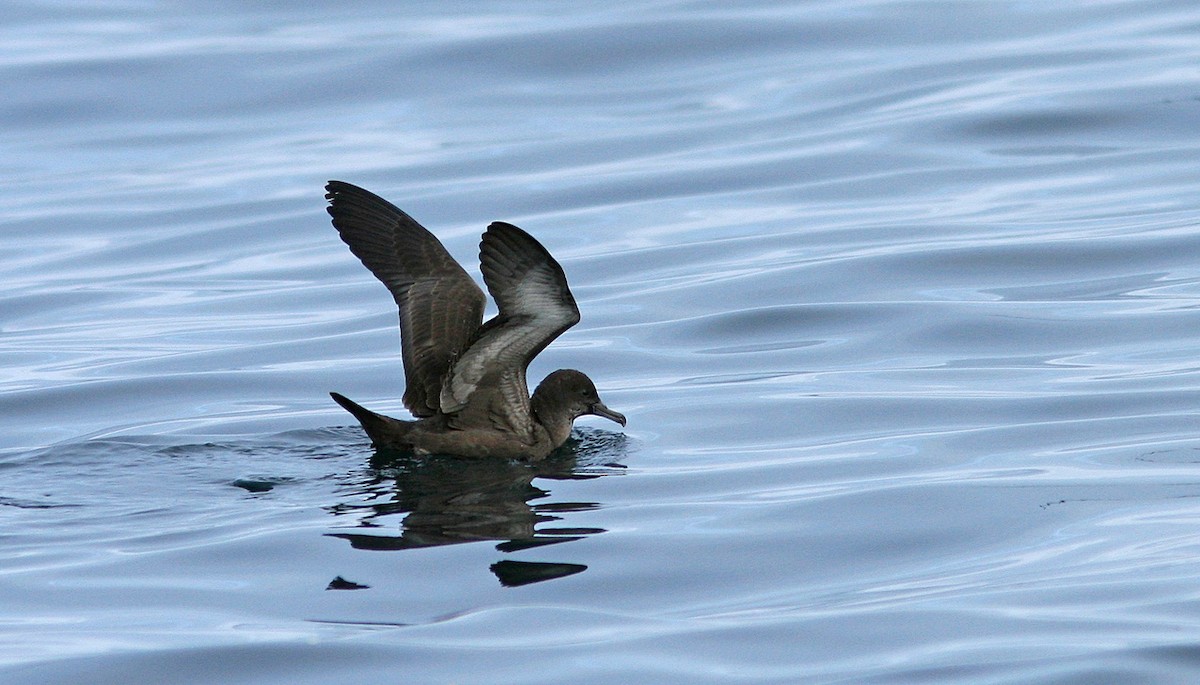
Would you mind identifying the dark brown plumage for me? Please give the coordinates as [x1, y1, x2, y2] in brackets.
[326, 181, 625, 460]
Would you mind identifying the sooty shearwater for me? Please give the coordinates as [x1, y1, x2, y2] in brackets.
[325, 181, 626, 460]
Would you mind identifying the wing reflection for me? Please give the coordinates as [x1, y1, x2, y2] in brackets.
[326, 428, 627, 586]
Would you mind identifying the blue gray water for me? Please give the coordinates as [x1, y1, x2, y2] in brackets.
[5, 1, 1200, 682]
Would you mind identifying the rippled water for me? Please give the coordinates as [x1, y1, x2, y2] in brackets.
[5, 1, 1200, 682]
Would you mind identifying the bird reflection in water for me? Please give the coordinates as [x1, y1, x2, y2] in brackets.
[326, 427, 627, 587]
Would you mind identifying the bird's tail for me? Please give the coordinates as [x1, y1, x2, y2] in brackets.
[330, 392, 412, 447]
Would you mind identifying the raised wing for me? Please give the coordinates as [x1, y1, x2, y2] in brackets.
[440, 222, 580, 439]
[326, 180, 486, 417]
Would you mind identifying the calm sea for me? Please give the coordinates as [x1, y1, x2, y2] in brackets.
[5, 1, 1200, 683]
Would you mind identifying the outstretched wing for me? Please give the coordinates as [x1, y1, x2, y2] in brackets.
[326, 180, 485, 417]
[440, 222, 580, 440]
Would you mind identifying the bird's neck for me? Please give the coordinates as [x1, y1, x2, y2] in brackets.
[531, 392, 575, 449]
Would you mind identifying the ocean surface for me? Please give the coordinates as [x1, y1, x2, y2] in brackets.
[4, 1, 1200, 682]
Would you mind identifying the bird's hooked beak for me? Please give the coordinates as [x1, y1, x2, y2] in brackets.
[589, 401, 627, 427]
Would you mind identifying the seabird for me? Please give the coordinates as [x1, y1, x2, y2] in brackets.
[325, 181, 626, 459]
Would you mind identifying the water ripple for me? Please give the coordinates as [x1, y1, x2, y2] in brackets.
[6, 1, 1200, 683]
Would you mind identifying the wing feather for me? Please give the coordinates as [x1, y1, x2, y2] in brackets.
[440, 222, 580, 439]
[326, 181, 485, 417]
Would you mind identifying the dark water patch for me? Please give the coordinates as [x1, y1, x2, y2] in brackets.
[325, 576, 370, 591]
[0, 496, 75, 510]
[490, 560, 588, 587]
[955, 107, 1128, 140]
[230, 478, 282, 493]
